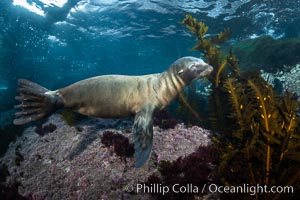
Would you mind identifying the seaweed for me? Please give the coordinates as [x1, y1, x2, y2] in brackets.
[181, 14, 237, 85]
[101, 131, 134, 158]
[180, 14, 240, 130]
[174, 81, 211, 127]
[181, 14, 300, 200]
[145, 146, 217, 200]
[34, 123, 57, 136]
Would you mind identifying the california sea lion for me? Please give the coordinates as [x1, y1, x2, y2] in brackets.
[13, 56, 213, 167]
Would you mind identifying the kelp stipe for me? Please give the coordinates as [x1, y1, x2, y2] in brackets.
[181, 14, 235, 85]
[180, 14, 238, 131]
[181, 14, 300, 200]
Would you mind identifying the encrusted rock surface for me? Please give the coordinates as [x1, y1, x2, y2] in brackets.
[261, 64, 300, 101]
[0, 114, 211, 199]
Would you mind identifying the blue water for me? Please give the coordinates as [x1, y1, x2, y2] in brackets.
[0, 0, 300, 111]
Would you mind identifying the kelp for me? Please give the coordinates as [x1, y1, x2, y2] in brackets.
[181, 14, 300, 200]
[177, 92, 201, 121]
[181, 14, 237, 84]
[175, 81, 210, 126]
[180, 14, 241, 131]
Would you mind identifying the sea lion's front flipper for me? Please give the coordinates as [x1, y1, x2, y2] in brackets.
[133, 105, 155, 168]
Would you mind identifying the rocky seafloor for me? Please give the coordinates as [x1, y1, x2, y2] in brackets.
[262, 64, 300, 101]
[0, 113, 212, 200]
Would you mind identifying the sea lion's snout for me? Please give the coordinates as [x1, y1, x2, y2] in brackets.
[198, 63, 213, 77]
[175, 57, 213, 83]
[186, 57, 213, 78]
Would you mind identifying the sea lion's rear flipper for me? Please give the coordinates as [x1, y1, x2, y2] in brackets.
[133, 105, 155, 168]
[14, 79, 63, 125]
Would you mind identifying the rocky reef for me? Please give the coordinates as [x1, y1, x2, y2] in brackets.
[0, 114, 211, 199]
[261, 64, 300, 101]
[233, 36, 300, 73]
[0, 109, 25, 157]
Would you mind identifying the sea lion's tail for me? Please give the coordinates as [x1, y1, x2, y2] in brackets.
[14, 79, 63, 125]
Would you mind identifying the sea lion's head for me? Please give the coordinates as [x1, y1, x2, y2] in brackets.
[173, 56, 213, 83]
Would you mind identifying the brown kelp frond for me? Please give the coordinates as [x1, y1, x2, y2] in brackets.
[227, 47, 240, 76]
[280, 91, 298, 133]
[181, 14, 235, 132]
[178, 92, 201, 120]
[181, 13, 300, 199]
[247, 79, 272, 132]
[278, 92, 299, 162]
[248, 79, 275, 184]
[223, 78, 254, 131]
[181, 14, 208, 39]
[181, 14, 233, 84]
[224, 78, 243, 121]
[215, 59, 227, 87]
[211, 28, 231, 45]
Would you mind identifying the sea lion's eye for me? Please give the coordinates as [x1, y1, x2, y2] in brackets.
[190, 64, 197, 71]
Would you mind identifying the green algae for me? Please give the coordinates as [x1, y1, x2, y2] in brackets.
[233, 36, 300, 73]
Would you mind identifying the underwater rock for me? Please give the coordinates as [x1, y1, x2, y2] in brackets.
[0, 109, 24, 156]
[261, 64, 300, 101]
[146, 146, 218, 200]
[233, 36, 300, 73]
[153, 124, 211, 163]
[0, 114, 211, 199]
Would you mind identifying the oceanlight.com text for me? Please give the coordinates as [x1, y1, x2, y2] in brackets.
[128, 183, 294, 196]
[208, 184, 294, 196]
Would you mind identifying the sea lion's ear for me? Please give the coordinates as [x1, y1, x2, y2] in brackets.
[133, 105, 154, 168]
[178, 69, 184, 75]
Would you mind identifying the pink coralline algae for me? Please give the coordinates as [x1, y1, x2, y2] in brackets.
[0, 114, 211, 199]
